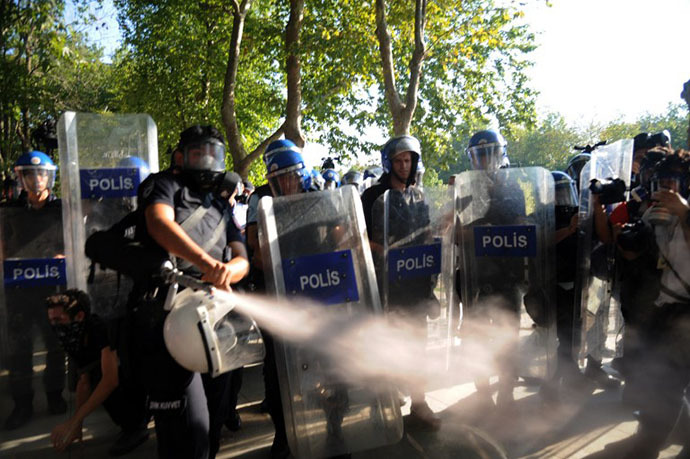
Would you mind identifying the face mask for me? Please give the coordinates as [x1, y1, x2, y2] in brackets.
[52, 321, 86, 355]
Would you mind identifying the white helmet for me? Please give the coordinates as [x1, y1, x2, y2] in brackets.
[163, 289, 265, 377]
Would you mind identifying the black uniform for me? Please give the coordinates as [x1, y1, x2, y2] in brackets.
[63, 314, 147, 432]
[1, 192, 66, 408]
[130, 171, 243, 459]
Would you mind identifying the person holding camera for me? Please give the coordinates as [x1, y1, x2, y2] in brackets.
[602, 150, 690, 458]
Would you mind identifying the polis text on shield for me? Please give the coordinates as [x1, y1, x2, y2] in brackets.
[482, 232, 528, 249]
[88, 176, 134, 192]
[14, 264, 61, 280]
[299, 269, 341, 290]
[396, 254, 434, 273]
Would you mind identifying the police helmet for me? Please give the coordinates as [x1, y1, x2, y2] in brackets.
[466, 129, 507, 171]
[264, 139, 301, 165]
[381, 135, 421, 184]
[342, 170, 363, 192]
[117, 156, 151, 184]
[565, 152, 591, 186]
[321, 169, 340, 190]
[177, 125, 226, 191]
[266, 148, 311, 196]
[363, 166, 383, 180]
[552, 171, 578, 208]
[309, 168, 325, 191]
[14, 150, 57, 195]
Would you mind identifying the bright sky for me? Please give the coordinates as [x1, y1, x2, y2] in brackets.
[525, 0, 690, 125]
[70, 0, 690, 166]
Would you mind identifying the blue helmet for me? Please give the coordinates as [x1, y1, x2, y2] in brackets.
[551, 171, 578, 208]
[381, 135, 421, 184]
[266, 148, 311, 196]
[321, 169, 340, 190]
[14, 150, 57, 194]
[466, 129, 507, 171]
[309, 168, 325, 191]
[264, 139, 301, 165]
[117, 156, 151, 184]
[342, 170, 363, 193]
[363, 166, 383, 181]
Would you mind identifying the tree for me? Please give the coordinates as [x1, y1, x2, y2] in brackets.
[0, 0, 111, 180]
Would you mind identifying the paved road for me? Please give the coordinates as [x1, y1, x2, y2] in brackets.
[1, 361, 686, 458]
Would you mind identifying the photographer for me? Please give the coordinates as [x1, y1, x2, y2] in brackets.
[604, 150, 690, 458]
[608, 148, 669, 387]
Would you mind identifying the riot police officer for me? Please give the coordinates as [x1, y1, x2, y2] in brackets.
[260, 144, 312, 458]
[461, 129, 534, 407]
[322, 169, 341, 190]
[541, 171, 584, 399]
[129, 125, 249, 458]
[2, 151, 67, 430]
[362, 135, 441, 430]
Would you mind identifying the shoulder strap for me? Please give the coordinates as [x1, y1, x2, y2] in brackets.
[200, 206, 230, 253]
[179, 193, 213, 233]
[658, 249, 690, 299]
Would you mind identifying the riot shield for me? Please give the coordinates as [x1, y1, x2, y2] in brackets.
[371, 185, 456, 366]
[0, 206, 68, 437]
[58, 111, 158, 319]
[455, 167, 557, 381]
[574, 139, 633, 365]
[258, 186, 403, 459]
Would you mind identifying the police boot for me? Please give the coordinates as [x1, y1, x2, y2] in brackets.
[584, 356, 620, 389]
[225, 409, 242, 432]
[4, 396, 34, 430]
[409, 401, 441, 431]
[47, 391, 67, 415]
[108, 427, 150, 456]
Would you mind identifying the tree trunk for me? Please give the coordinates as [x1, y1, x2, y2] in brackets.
[284, 0, 305, 148]
[682, 79, 690, 148]
[221, 0, 284, 178]
[374, 0, 427, 137]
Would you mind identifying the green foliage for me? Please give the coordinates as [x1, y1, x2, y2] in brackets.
[0, 0, 112, 179]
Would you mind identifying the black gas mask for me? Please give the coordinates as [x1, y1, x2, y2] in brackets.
[181, 138, 226, 192]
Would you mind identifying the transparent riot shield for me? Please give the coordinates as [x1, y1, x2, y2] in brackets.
[455, 167, 557, 381]
[58, 112, 158, 319]
[258, 186, 403, 459]
[574, 139, 633, 365]
[0, 206, 68, 440]
[371, 185, 456, 367]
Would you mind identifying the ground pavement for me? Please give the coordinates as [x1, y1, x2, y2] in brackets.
[1, 353, 687, 459]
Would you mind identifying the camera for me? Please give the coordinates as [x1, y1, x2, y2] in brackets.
[617, 219, 654, 252]
[589, 177, 627, 205]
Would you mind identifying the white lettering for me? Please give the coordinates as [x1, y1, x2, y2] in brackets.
[299, 270, 342, 290]
[89, 178, 99, 190]
[13, 268, 22, 280]
[518, 235, 528, 248]
[482, 235, 492, 247]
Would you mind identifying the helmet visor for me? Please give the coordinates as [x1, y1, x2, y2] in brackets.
[15, 166, 56, 194]
[467, 144, 503, 170]
[184, 140, 225, 171]
[268, 164, 306, 196]
[555, 183, 578, 207]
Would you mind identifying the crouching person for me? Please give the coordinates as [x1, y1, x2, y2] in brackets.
[47, 289, 149, 455]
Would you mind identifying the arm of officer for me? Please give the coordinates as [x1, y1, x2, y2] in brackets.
[145, 202, 241, 289]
